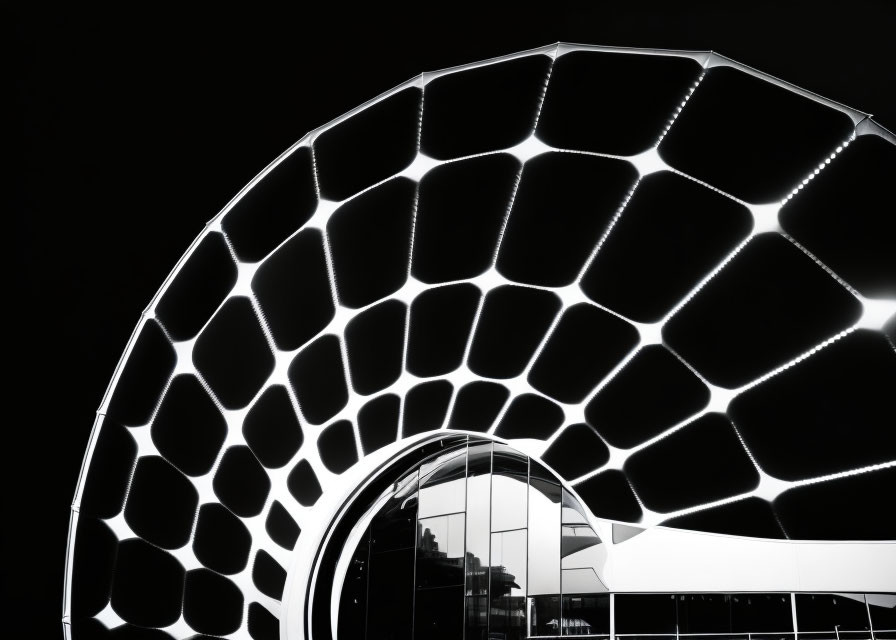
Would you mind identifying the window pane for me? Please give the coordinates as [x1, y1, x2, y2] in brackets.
[562, 487, 589, 525]
[414, 585, 464, 640]
[530, 595, 562, 637]
[561, 523, 604, 570]
[867, 593, 896, 636]
[562, 593, 610, 635]
[561, 567, 606, 594]
[677, 593, 732, 634]
[616, 594, 677, 634]
[491, 529, 528, 640]
[418, 447, 467, 518]
[529, 477, 561, 595]
[731, 593, 793, 633]
[417, 513, 465, 588]
[796, 593, 871, 632]
[492, 444, 528, 531]
[466, 443, 491, 596]
[466, 595, 489, 640]
[367, 547, 414, 640]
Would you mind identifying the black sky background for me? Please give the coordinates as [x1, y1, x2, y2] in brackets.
[10, 4, 896, 636]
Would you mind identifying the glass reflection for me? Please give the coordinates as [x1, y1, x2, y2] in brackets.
[530, 595, 561, 637]
[528, 477, 561, 596]
[795, 593, 871, 635]
[491, 528, 528, 640]
[492, 444, 528, 532]
[731, 593, 793, 633]
[867, 593, 896, 635]
[370, 470, 418, 554]
[562, 567, 607, 594]
[562, 488, 589, 525]
[367, 547, 415, 640]
[466, 595, 489, 640]
[414, 585, 464, 640]
[418, 447, 466, 518]
[562, 593, 610, 636]
[416, 513, 465, 589]
[616, 594, 677, 634]
[466, 443, 491, 597]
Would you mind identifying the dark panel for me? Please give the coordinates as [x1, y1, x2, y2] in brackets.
[537, 51, 702, 155]
[266, 500, 301, 550]
[252, 549, 286, 600]
[586, 345, 710, 449]
[287, 459, 322, 507]
[251, 228, 334, 351]
[775, 467, 896, 540]
[358, 393, 400, 455]
[371, 471, 419, 554]
[781, 136, 896, 298]
[732, 593, 794, 633]
[222, 146, 317, 262]
[421, 54, 552, 160]
[468, 285, 561, 379]
[367, 548, 415, 640]
[530, 595, 561, 637]
[193, 297, 274, 409]
[407, 283, 481, 377]
[79, 420, 136, 518]
[70, 517, 117, 617]
[581, 170, 752, 322]
[414, 585, 465, 640]
[327, 177, 416, 308]
[243, 384, 304, 469]
[110, 539, 184, 628]
[288, 334, 348, 425]
[106, 320, 175, 426]
[574, 470, 642, 523]
[662, 497, 785, 539]
[664, 234, 862, 388]
[412, 154, 520, 284]
[493, 393, 564, 440]
[155, 233, 237, 341]
[562, 594, 611, 635]
[529, 303, 639, 404]
[345, 298, 406, 395]
[447, 381, 510, 432]
[314, 86, 421, 201]
[403, 380, 454, 436]
[677, 593, 733, 634]
[183, 569, 243, 636]
[796, 594, 871, 632]
[193, 503, 251, 575]
[542, 423, 610, 481]
[658, 65, 855, 203]
[124, 456, 198, 549]
[616, 594, 677, 634]
[625, 413, 759, 513]
[497, 152, 637, 287]
[213, 446, 271, 518]
[247, 602, 279, 640]
[730, 330, 896, 480]
[151, 374, 227, 476]
[317, 419, 358, 474]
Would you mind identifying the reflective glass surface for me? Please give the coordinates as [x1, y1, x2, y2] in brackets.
[415, 585, 464, 640]
[370, 470, 418, 553]
[419, 447, 466, 518]
[562, 567, 606, 594]
[466, 443, 492, 596]
[492, 528, 528, 640]
[530, 594, 562, 637]
[616, 594, 677, 634]
[416, 513, 465, 588]
[731, 593, 793, 633]
[492, 444, 529, 531]
[529, 477, 561, 595]
[795, 593, 871, 632]
[868, 592, 896, 635]
[562, 593, 610, 635]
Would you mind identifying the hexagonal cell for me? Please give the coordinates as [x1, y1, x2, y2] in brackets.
[624, 413, 759, 513]
[222, 145, 317, 262]
[194, 296, 274, 409]
[497, 152, 637, 287]
[447, 381, 510, 433]
[403, 380, 453, 436]
[266, 500, 301, 550]
[314, 87, 421, 201]
[780, 135, 896, 298]
[542, 423, 610, 482]
[213, 446, 271, 518]
[581, 171, 752, 323]
[494, 393, 564, 440]
[183, 568, 244, 636]
[243, 384, 304, 469]
[253, 549, 287, 600]
[574, 469, 642, 523]
[730, 329, 896, 481]
[327, 177, 416, 308]
[78, 419, 137, 518]
[124, 455, 198, 549]
[537, 50, 703, 156]
[193, 503, 251, 575]
[658, 65, 855, 203]
[110, 539, 184, 628]
[663, 233, 861, 388]
[407, 284, 480, 377]
[421, 54, 551, 160]
[345, 299, 406, 395]
[151, 374, 227, 476]
[585, 345, 709, 449]
[412, 154, 520, 284]
[287, 458, 322, 507]
[252, 228, 334, 351]
[358, 394, 400, 455]
[288, 334, 348, 425]
[318, 419, 358, 474]
[248, 602, 279, 640]
[106, 319, 175, 426]
[70, 517, 117, 617]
